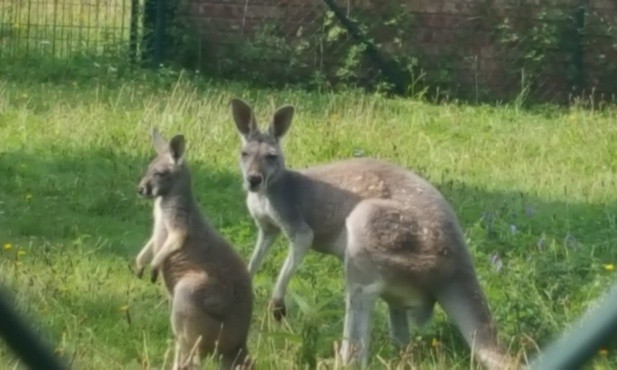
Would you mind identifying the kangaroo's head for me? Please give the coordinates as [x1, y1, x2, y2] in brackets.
[138, 128, 188, 199]
[230, 98, 295, 193]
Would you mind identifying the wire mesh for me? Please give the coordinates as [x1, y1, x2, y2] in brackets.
[1, 0, 616, 100]
[172, 0, 617, 102]
[0, 0, 139, 60]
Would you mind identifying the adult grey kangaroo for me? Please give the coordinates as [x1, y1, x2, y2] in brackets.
[229, 98, 517, 369]
[135, 129, 254, 370]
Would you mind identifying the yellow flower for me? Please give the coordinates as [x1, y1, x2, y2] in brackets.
[120, 305, 129, 311]
[3, 243, 12, 251]
[431, 338, 441, 347]
[17, 250, 26, 257]
[599, 348, 609, 356]
[604, 264, 614, 272]
[25, 193, 32, 201]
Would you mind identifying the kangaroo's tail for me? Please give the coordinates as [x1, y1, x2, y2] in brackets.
[436, 271, 519, 370]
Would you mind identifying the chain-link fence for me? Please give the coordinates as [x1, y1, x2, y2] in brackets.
[169, 0, 617, 102]
[1, 0, 616, 101]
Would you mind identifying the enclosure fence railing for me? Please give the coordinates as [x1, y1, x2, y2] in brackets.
[1, 0, 616, 101]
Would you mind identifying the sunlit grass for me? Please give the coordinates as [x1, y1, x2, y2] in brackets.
[0, 75, 616, 369]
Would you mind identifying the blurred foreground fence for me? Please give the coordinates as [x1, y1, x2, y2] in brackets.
[1, 0, 617, 102]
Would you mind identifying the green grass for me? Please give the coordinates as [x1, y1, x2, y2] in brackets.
[0, 74, 616, 370]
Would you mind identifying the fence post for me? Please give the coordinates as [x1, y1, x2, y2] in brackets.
[571, 0, 587, 96]
[129, 0, 140, 65]
[142, 0, 167, 67]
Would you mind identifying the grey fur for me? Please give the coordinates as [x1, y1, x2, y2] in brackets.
[230, 99, 518, 370]
[135, 129, 254, 370]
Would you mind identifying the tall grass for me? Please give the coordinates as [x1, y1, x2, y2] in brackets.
[0, 74, 616, 369]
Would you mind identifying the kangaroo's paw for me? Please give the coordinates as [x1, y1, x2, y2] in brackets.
[270, 299, 286, 322]
[150, 267, 159, 283]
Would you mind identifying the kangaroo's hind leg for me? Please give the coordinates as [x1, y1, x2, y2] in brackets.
[171, 278, 216, 370]
[387, 294, 435, 353]
[340, 203, 389, 368]
[387, 304, 410, 348]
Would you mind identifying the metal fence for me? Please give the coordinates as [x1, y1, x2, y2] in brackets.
[0, 0, 140, 61]
[1, 0, 616, 100]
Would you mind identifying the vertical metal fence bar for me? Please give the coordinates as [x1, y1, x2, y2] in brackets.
[52, 0, 58, 56]
[153, 0, 165, 66]
[142, 0, 155, 66]
[129, 0, 139, 64]
[572, 0, 587, 96]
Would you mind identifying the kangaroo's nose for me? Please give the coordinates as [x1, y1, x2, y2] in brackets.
[247, 174, 263, 189]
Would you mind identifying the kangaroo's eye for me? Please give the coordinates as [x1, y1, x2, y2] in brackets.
[265, 153, 278, 161]
[241, 151, 248, 158]
[154, 171, 168, 178]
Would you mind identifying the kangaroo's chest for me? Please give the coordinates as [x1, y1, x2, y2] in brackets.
[246, 193, 279, 226]
[152, 199, 169, 253]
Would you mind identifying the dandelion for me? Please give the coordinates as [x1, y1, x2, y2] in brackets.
[431, 338, 441, 347]
[603, 264, 614, 272]
[599, 348, 609, 356]
[120, 305, 129, 311]
[17, 250, 26, 257]
[3, 243, 12, 251]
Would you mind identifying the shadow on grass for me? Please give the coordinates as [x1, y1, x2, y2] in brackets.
[0, 148, 252, 258]
[1, 147, 616, 366]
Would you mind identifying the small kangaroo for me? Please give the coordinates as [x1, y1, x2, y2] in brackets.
[230, 99, 518, 370]
[135, 128, 254, 370]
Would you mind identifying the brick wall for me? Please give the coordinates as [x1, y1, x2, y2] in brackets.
[177, 0, 617, 101]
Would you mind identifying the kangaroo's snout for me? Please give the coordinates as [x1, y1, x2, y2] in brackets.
[247, 174, 263, 191]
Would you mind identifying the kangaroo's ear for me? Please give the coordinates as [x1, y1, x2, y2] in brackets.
[152, 128, 168, 154]
[169, 135, 186, 163]
[268, 105, 294, 140]
[230, 98, 258, 141]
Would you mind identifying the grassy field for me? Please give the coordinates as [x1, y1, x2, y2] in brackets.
[0, 73, 616, 370]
